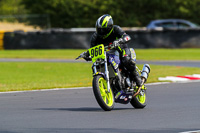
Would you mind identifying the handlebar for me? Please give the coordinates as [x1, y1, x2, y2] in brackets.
[75, 51, 87, 60]
[75, 39, 122, 60]
[105, 40, 121, 50]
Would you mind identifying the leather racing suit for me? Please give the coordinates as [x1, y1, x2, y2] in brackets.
[89, 25, 142, 87]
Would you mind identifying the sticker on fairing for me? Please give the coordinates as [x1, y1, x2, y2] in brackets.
[115, 92, 121, 99]
[130, 48, 136, 61]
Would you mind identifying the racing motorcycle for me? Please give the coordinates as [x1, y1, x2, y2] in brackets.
[76, 40, 150, 111]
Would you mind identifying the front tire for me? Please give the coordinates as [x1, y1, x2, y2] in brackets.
[93, 75, 114, 111]
[130, 85, 147, 109]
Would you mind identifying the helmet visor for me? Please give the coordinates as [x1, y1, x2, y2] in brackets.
[96, 26, 112, 36]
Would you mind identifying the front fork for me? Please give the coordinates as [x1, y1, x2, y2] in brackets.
[92, 52, 111, 93]
[104, 52, 111, 92]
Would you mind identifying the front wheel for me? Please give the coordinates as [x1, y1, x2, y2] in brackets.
[130, 85, 147, 109]
[92, 75, 114, 111]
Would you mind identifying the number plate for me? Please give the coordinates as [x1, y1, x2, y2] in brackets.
[88, 44, 105, 62]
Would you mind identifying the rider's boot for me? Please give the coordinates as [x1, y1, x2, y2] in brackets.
[116, 73, 123, 90]
[132, 68, 142, 87]
[121, 48, 142, 87]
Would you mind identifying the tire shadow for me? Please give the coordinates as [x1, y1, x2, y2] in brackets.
[37, 107, 134, 112]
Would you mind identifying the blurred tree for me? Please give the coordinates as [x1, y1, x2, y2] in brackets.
[0, 0, 26, 15]
[1, 0, 200, 28]
[21, 0, 123, 28]
[175, 0, 200, 24]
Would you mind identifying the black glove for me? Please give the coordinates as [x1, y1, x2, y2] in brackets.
[111, 35, 131, 49]
[111, 39, 121, 49]
[83, 51, 91, 61]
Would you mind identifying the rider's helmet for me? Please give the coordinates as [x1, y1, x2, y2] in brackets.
[95, 14, 113, 39]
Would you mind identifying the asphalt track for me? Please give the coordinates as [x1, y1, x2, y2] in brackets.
[0, 81, 200, 133]
[0, 59, 199, 133]
[0, 58, 199, 68]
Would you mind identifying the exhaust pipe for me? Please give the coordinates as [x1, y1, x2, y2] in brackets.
[133, 64, 150, 97]
[140, 64, 151, 83]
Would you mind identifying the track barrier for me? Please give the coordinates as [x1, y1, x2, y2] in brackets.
[2, 28, 200, 49]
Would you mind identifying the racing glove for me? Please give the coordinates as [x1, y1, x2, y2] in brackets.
[83, 51, 91, 61]
[111, 34, 131, 49]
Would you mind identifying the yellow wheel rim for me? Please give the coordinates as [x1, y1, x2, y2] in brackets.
[98, 77, 114, 107]
[135, 85, 146, 104]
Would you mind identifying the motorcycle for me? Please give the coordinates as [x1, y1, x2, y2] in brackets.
[76, 42, 150, 111]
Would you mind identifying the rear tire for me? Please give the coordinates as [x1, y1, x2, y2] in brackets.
[93, 75, 114, 111]
[130, 86, 147, 109]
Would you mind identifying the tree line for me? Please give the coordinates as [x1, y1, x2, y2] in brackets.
[0, 0, 200, 28]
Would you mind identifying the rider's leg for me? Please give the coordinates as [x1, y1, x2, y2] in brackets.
[121, 48, 142, 87]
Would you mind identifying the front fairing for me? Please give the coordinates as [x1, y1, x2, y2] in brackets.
[107, 49, 120, 72]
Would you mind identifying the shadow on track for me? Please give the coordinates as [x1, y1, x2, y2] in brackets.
[37, 107, 134, 112]
[18, 127, 198, 133]
[37, 107, 102, 112]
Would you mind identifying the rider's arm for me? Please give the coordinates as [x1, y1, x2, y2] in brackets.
[114, 25, 131, 43]
[83, 33, 98, 61]
[83, 51, 91, 61]
[90, 33, 98, 48]
[118, 34, 131, 44]
[113, 25, 131, 48]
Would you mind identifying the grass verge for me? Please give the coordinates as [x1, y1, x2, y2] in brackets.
[0, 48, 200, 60]
[136, 48, 200, 61]
[0, 62, 200, 92]
[0, 49, 86, 59]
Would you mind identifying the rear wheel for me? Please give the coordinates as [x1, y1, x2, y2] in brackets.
[93, 75, 114, 111]
[130, 85, 147, 108]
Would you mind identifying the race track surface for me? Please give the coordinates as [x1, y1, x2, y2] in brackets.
[0, 81, 200, 133]
[137, 60, 200, 68]
[0, 58, 199, 68]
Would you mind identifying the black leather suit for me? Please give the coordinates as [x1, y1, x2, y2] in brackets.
[90, 25, 141, 87]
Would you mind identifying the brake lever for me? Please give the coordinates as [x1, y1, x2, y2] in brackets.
[75, 51, 86, 60]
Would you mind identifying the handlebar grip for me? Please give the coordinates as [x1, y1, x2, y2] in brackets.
[75, 56, 80, 60]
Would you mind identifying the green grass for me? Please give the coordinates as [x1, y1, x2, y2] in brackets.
[0, 62, 200, 92]
[147, 65, 200, 82]
[0, 48, 200, 92]
[0, 62, 91, 92]
[0, 49, 86, 59]
[0, 48, 200, 60]
[136, 48, 200, 61]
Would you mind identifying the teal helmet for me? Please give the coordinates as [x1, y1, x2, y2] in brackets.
[95, 14, 113, 39]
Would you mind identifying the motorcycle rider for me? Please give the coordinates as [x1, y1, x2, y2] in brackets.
[84, 14, 142, 87]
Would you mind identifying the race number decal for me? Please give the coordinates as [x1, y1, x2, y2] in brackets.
[89, 44, 105, 62]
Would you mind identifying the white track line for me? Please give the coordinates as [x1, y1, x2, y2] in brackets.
[158, 76, 189, 82]
[0, 87, 91, 94]
[158, 74, 200, 82]
[179, 130, 200, 133]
